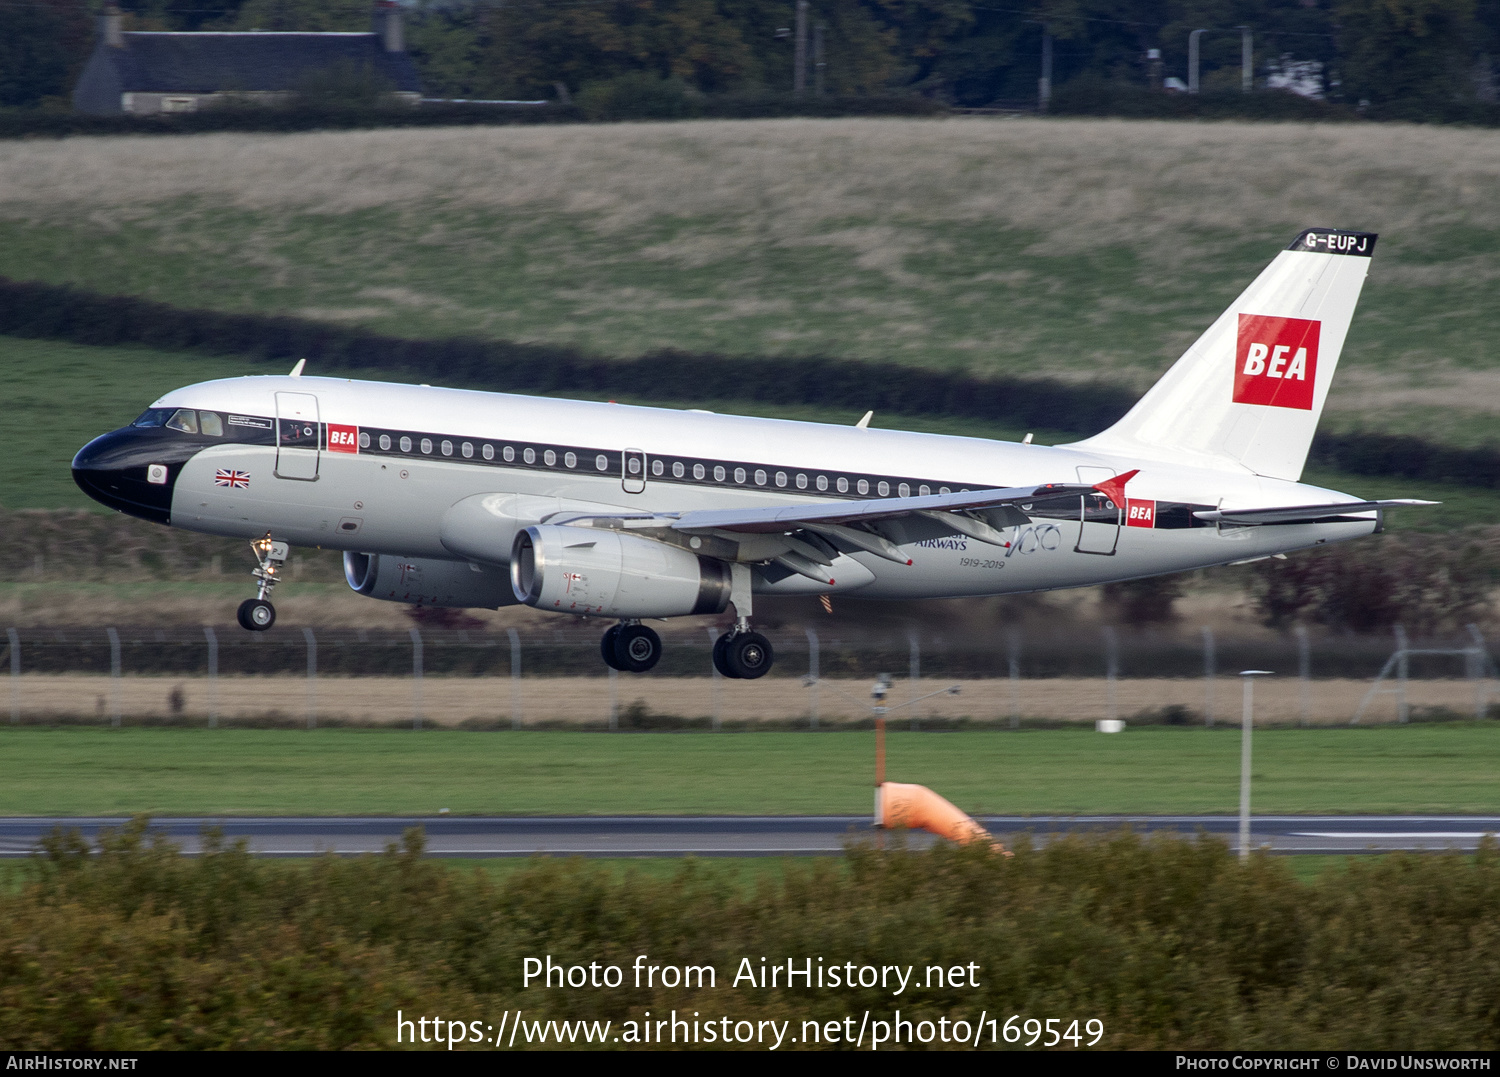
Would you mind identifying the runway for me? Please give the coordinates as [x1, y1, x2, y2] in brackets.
[0, 815, 1496, 858]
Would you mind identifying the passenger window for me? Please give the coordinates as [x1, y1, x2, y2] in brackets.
[166, 409, 198, 434]
[198, 412, 223, 437]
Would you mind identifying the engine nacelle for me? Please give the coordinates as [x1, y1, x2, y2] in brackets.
[510, 525, 732, 618]
[344, 551, 517, 609]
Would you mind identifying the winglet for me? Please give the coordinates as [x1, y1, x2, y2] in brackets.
[1092, 469, 1139, 507]
[855, 411, 874, 430]
[289, 359, 306, 377]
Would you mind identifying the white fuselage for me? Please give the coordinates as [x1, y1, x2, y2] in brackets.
[146, 374, 1374, 603]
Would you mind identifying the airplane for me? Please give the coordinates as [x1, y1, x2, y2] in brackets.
[72, 227, 1431, 679]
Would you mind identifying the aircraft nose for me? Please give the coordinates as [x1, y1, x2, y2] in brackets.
[72, 426, 197, 524]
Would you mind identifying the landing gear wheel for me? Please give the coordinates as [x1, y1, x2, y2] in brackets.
[614, 624, 662, 673]
[712, 633, 739, 679]
[724, 631, 774, 680]
[237, 598, 275, 632]
[600, 625, 625, 671]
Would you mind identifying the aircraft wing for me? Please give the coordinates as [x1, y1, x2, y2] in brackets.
[668, 481, 1097, 534]
[542, 472, 1139, 581]
[1193, 499, 1437, 526]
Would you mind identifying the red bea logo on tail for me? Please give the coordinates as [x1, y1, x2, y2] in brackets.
[1233, 315, 1319, 410]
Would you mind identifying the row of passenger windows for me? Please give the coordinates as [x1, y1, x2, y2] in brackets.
[367, 429, 952, 497]
[366, 431, 604, 470]
[647, 456, 945, 497]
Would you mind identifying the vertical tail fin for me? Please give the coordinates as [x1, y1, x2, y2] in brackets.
[1069, 229, 1376, 481]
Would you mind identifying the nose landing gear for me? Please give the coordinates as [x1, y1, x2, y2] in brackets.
[237, 533, 289, 632]
[601, 622, 662, 673]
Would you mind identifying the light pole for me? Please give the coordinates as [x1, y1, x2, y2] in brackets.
[1239, 670, 1271, 860]
[1188, 29, 1205, 94]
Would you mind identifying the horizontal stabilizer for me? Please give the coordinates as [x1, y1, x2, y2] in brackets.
[1194, 499, 1437, 526]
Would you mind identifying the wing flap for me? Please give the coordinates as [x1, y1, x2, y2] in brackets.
[668, 481, 1092, 535]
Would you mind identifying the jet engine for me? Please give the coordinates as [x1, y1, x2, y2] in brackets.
[344, 552, 517, 609]
[510, 525, 732, 618]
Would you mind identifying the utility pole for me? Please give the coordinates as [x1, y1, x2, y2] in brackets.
[1039, 26, 1053, 112]
[1240, 26, 1252, 93]
[794, 0, 809, 95]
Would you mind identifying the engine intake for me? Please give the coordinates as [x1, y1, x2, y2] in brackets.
[344, 551, 516, 609]
[511, 525, 731, 618]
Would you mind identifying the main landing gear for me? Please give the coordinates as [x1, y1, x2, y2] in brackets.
[597, 621, 776, 678]
[601, 622, 663, 673]
[237, 533, 289, 632]
[713, 628, 775, 680]
[599, 565, 774, 678]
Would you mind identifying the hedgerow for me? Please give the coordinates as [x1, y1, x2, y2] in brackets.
[1, 819, 1495, 1050]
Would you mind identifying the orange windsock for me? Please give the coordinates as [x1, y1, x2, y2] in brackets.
[876, 782, 1008, 853]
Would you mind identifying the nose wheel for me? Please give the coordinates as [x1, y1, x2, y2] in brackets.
[713, 630, 774, 679]
[237, 598, 276, 631]
[237, 533, 288, 632]
[601, 622, 662, 673]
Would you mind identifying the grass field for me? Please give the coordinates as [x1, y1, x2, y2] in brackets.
[0, 725, 1494, 816]
[0, 119, 1497, 447]
[6, 334, 1497, 529]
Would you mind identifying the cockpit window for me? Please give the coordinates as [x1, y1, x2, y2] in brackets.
[198, 411, 223, 437]
[132, 408, 172, 428]
[165, 408, 199, 434]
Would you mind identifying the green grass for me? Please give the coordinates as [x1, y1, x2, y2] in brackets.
[0, 725, 1495, 817]
[1, 120, 1498, 448]
[0, 337, 266, 509]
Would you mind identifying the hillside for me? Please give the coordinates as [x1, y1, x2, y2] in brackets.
[1, 118, 1497, 448]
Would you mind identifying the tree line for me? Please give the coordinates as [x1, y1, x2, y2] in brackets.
[2, 0, 1497, 119]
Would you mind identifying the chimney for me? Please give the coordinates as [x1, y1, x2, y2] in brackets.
[373, 1, 403, 53]
[103, 4, 124, 48]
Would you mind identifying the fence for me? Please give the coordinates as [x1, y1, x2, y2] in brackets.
[2, 623, 1494, 730]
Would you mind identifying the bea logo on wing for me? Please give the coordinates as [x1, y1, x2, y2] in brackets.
[327, 424, 360, 454]
[1232, 315, 1319, 410]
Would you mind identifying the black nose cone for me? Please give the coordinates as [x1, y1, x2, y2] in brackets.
[72, 427, 200, 524]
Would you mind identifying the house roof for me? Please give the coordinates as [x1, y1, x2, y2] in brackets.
[107, 32, 422, 94]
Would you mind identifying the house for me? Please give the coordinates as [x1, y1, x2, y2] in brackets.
[72, 2, 422, 115]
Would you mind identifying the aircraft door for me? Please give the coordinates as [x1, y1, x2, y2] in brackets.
[1074, 466, 1120, 555]
[622, 448, 646, 494]
[275, 392, 321, 481]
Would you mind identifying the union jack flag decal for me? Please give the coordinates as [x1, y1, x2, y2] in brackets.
[214, 469, 251, 489]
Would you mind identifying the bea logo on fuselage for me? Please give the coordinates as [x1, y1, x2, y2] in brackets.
[1232, 314, 1319, 411]
[1126, 499, 1156, 528]
[327, 424, 359, 454]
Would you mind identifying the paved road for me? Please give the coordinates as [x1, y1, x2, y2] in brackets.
[1, 815, 1496, 858]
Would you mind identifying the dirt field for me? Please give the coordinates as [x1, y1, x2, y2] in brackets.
[7, 674, 1490, 727]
